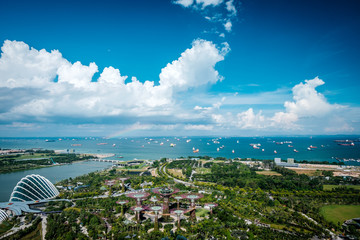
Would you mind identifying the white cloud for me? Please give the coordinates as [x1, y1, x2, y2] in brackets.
[173, 0, 194, 7]
[98, 66, 127, 85]
[271, 112, 298, 129]
[173, 0, 237, 33]
[325, 123, 354, 133]
[270, 77, 340, 128]
[196, 0, 224, 8]
[224, 20, 232, 32]
[236, 108, 266, 129]
[212, 108, 267, 129]
[0, 39, 227, 123]
[159, 39, 229, 90]
[206, 77, 345, 132]
[57, 61, 98, 88]
[226, 0, 237, 16]
[0, 40, 65, 88]
[284, 77, 336, 117]
[1, 40, 356, 136]
[174, 0, 225, 9]
[184, 124, 214, 130]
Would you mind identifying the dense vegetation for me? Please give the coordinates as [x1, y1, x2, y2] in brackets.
[0, 151, 92, 173]
[2, 156, 360, 239]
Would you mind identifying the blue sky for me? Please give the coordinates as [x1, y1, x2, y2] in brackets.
[0, 0, 359, 137]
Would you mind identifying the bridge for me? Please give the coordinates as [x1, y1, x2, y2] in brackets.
[90, 158, 122, 163]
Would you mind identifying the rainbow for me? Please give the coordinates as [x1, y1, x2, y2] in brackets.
[106, 123, 147, 139]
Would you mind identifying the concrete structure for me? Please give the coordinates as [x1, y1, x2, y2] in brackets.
[118, 177, 129, 192]
[181, 193, 204, 222]
[0, 209, 8, 223]
[9, 174, 59, 202]
[274, 158, 298, 167]
[152, 187, 179, 220]
[287, 158, 294, 164]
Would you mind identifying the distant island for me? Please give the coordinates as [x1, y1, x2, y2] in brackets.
[0, 149, 93, 174]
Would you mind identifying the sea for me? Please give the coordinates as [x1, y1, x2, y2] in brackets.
[1, 136, 359, 163]
[0, 136, 359, 201]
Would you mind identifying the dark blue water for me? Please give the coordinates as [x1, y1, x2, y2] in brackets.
[1, 136, 359, 163]
[0, 160, 111, 202]
[0, 136, 359, 202]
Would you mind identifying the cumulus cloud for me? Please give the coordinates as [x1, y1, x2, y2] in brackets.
[57, 61, 98, 88]
[206, 77, 343, 132]
[1, 40, 354, 135]
[272, 77, 340, 127]
[160, 39, 229, 90]
[0, 39, 228, 123]
[284, 77, 336, 117]
[0, 40, 65, 88]
[212, 108, 267, 129]
[97, 66, 127, 85]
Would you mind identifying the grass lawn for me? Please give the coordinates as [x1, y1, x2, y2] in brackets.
[320, 205, 360, 224]
[323, 185, 360, 191]
[196, 208, 210, 218]
[291, 169, 320, 176]
[255, 171, 282, 176]
[0, 153, 49, 161]
[168, 169, 185, 178]
[195, 167, 211, 174]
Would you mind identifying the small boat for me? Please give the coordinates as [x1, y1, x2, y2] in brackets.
[274, 150, 277, 154]
[112, 144, 116, 147]
[45, 139, 55, 142]
[250, 143, 261, 147]
[309, 145, 317, 148]
[170, 143, 176, 147]
[193, 149, 199, 153]
[71, 144, 82, 146]
[232, 150, 235, 153]
[288, 145, 293, 148]
[217, 148, 220, 151]
[97, 143, 108, 145]
[293, 149, 299, 152]
[160, 142, 164, 145]
[339, 142, 355, 146]
[186, 139, 191, 143]
[262, 149, 265, 152]
[307, 147, 312, 151]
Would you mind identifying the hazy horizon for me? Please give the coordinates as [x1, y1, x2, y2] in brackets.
[1, 0, 359, 137]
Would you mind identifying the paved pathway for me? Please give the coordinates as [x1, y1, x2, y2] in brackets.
[41, 215, 47, 240]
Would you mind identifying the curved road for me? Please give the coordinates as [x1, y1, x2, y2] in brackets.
[159, 163, 195, 187]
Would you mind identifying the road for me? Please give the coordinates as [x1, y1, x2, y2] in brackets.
[160, 164, 195, 187]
